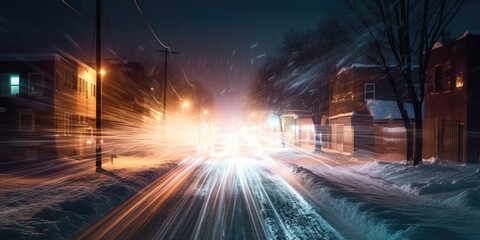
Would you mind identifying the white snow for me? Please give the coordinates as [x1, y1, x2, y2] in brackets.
[366, 99, 415, 120]
[276, 148, 480, 239]
[0, 152, 187, 239]
[1, 145, 479, 239]
[337, 63, 378, 76]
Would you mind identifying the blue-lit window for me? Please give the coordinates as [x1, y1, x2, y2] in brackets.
[10, 74, 20, 95]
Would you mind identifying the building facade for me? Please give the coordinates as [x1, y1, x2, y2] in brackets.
[327, 64, 414, 156]
[0, 54, 96, 164]
[423, 33, 480, 163]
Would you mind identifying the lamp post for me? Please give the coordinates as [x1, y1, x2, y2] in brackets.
[95, 0, 102, 169]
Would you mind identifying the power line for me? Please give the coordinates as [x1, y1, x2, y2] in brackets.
[133, 0, 170, 50]
[168, 80, 181, 99]
[131, 0, 196, 90]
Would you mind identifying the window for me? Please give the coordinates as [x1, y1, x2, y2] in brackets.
[444, 61, 451, 91]
[54, 113, 60, 136]
[78, 77, 83, 93]
[453, 60, 464, 89]
[19, 112, 34, 131]
[1, 73, 21, 95]
[455, 72, 464, 88]
[427, 69, 434, 93]
[29, 73, 43, 96]
[64, 113, 70, 136]
[10, 74, 20, 95]
[55, 71, 61, 91]
[84, 80, 88, 98]
[434, 65, 442, 92]
[364, 83, 375, 100]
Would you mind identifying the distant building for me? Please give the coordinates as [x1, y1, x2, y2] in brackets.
[101, 59, 149, 154]
[0, 54, 96, 164]
[327, 64, 416, 159]
[423, 32, 480, 163]
[280, 113, 315, 151]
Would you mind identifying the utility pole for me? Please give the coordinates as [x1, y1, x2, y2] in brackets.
[156, 48, 178, 135]
[95, 0, 102, 169]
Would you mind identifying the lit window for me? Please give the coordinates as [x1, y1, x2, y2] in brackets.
[78, 77, 82, 93]
[364, 83, 375, 100]
[455, 72, 464, 88]
[10, 74, 20, 95]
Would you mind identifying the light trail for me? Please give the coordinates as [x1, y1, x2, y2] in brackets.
[78, 138, 344, 240]
[1, 83, 345, 239]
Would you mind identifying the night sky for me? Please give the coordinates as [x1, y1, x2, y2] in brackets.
[0, 0, 479, 93]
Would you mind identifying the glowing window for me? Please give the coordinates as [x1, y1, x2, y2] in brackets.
[455, 72, 464, 88]
[10, 74, 19, 95]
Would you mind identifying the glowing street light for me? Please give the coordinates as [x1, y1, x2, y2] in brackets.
[182, 100, 189, 116]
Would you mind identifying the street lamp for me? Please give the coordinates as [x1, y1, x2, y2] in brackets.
[95, 0, 104, 170]
[182, 100, 189, 116]
[96, 67, 105, 169]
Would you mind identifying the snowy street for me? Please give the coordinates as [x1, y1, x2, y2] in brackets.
[79, 147, 344, 240]
[1, 143, 480, 239]
[2, 1, 480, 239]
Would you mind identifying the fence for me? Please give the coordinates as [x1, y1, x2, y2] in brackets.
[438, 119, 463, 163]
[374, 123, 407, 161]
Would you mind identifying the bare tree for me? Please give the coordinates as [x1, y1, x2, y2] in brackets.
[247, 18, 354, 150]
[345, 0, 464, 165]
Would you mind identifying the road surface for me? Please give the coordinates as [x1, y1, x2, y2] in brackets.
[78, 146, 344, 240]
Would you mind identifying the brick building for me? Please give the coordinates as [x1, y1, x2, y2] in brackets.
[423, 33, 480, 163]
[327, 64, 415, 156]
[0, 54, 96, 164]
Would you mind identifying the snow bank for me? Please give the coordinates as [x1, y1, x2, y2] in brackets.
[286, 159, 480, 239]
[0, 157, 177, 240]
[366, 99, 415, 120]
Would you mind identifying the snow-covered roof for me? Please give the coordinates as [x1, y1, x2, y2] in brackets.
[366, 99, 415, 120]
[337, 63, 378, 76]
[433, 31, 480, 51]
[328, 111, 355, 120]
[457, 30, 480, 40]
[432, 41, 444, 50]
